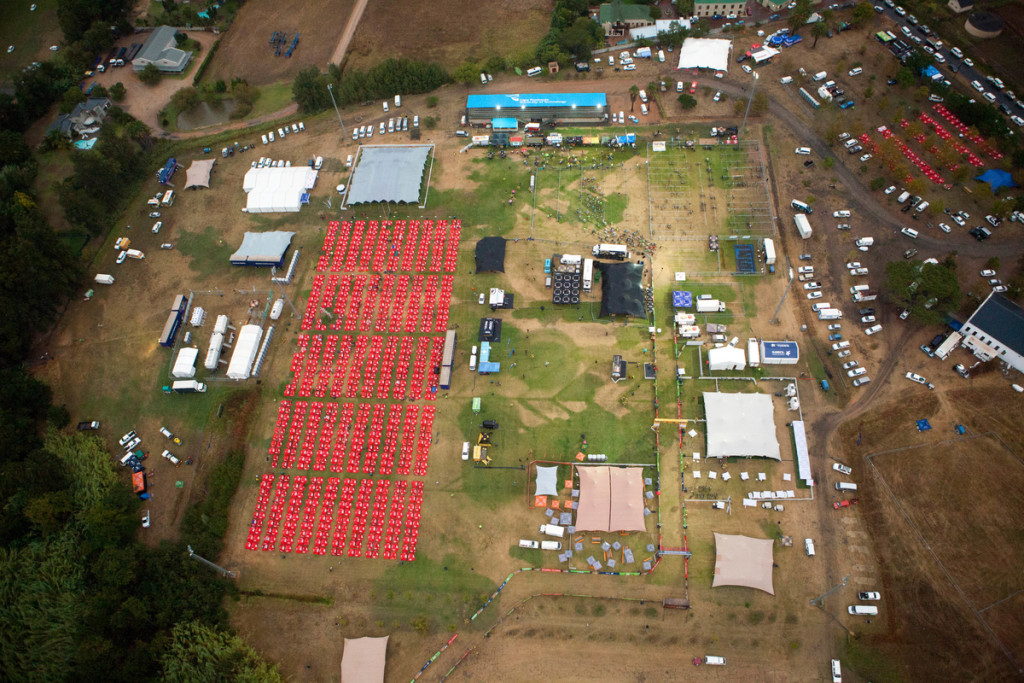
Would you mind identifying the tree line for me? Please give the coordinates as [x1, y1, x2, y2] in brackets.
[293, 59, 451, 114]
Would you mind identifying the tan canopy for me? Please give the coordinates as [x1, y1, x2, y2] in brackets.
[341, 636, 388, 683]
[712, 532, 775, 595]
[574, 466, 646, 532]
[184, 159, 215, 189]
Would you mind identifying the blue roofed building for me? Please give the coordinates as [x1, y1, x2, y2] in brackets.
[758, 340, 800, 365]
[466, 93, 609, 126]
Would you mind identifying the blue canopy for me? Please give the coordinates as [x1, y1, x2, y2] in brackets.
[491, 117, 518, 130]
[672, 291, 692, 308]
[974, 168, 1017, 194]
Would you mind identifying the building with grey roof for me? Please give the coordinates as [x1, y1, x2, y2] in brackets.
[133, 26, 193, 73]
[959, 292, 1024, 373]
[46, 97, 111, 139]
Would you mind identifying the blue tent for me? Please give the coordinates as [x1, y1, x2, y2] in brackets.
[974, 168, 1017, 194]
[672, 291, 692, 308]
[916, 419, 931, 432]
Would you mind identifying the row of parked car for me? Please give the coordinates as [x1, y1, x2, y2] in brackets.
[261, 121, 305, 145]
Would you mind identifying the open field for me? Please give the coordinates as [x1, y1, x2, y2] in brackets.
[202, 0, 356, 87]
[346, 0, 552, 72]
[0, 0, 62, 85]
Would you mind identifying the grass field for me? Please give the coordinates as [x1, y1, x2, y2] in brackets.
[0, 0, 62, 85]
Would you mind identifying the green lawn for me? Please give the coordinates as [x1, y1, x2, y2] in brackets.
[0, 0, 61, 84]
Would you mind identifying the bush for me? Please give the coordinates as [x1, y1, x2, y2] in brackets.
[426, 95, 439, 108]
[138, 64, 161, 86]
[109, 82, 126, 102]
[424, 116, 437, 129]
[677, 93, 697, 109]
[869, 177, 886, 191]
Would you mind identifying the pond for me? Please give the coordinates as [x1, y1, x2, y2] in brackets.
[176, 99, 236, 131]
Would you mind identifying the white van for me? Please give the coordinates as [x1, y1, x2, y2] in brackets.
[677, 81, 684, 92]
[795, 147, 811, 155]
[518, 539, 539, 549]
[811, 302, 831, 312]
[850, 284, 870, 293]
[813, 71, 828, 81]
[704, 656, 726, 666]
[461, 442, 470, 460]
[640, 103, 649, 116]
[638, 89, 648, 103]
[897, 191, 911, 203]
[848, 605, 878, 616]
[527, 66, 543, 77]
[791, 199, 812, 213]
[914, 201, 929, 213]
[540, 541, 562, 550]
[394, 94, 401, 107]
[261, 134, 268, 145]
[805, 538, 816, 556]
[832, 659, 842, 683]
[835, 482, 858, 491]
[780, 76, 793, 84]
[314, 156, 324, 170]
[901, 227, 919, 239]
[848, 67, 863, 76]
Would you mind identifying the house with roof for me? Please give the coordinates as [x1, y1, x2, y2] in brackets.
[46, 97, 111, 140]
[956, 292, 1024, 374]
[597, 1, 654, 37]
[694, 0, 748, 18]
[132, 26, 193, 73]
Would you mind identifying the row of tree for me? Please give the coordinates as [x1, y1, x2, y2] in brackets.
[293, 59, 451, 114]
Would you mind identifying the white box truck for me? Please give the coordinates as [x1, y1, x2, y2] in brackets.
[582, 259, 593, 292]
[855, 237, 874, 250]
[171, 380, 207, 393]
[764, 237, 776, 265]
[747, 338, 760, 367]
[794, 214, 813, 239]
[94, 274, 115, 285]
[541, 541, 562, 550]
[704, 656, 726, 665]
[696, 299, 726, 313]
[818, 309, 843, 320]
[592, 244, 630, 260]
[539, 524, 565, 538]
[848, 605, 878, 616]
[835, 482, 858, 491]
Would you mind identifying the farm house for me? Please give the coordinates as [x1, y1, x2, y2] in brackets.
[132, 26, 193, 73]
[465, 93, 609, 127]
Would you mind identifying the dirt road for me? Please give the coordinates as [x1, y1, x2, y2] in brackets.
[329, 0, 370, 67]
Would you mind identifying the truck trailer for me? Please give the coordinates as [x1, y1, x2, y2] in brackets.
[763, 237, 776, 265]
[794, 214, 813, 239]
[696, 299, 726, 313]
[592, 244, 630, 260]
[582, 258, 593, 292]
[167, 380, 207, 393]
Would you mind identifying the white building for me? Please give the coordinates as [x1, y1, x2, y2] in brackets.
[958, 292, 1024, 374]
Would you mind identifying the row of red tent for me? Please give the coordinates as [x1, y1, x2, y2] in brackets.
[917, 113, 985, 169]
[300, 272, 454, 335]
[268, 400, 433, 476]
[245, 474, 424, 560]
[867, 127, 947, 186]
[931, 104, 1002, 160]
[316, 219, 461, 275]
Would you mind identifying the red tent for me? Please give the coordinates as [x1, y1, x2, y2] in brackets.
[132, 471, 147, 493]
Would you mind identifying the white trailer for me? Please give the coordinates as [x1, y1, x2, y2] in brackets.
[747, 338, 760, 367]
[94, 274, 115, 285]
[582, 258, 594, 292]
[171, 380, 207, 393]
[226, 324, 263, 380]
[696, 299, 726, 313]
[763, 237, 776, 265]
[592, 243, 630, 260]
[539, 524, 565, 538]
[794, 214, 813, 239]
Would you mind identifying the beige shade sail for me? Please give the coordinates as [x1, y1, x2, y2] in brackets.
[574, 466, 647, 532]
[712, 532, 775, 595]
[341, 636, 388, 683]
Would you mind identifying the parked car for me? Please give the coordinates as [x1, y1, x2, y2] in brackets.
[884, 185, 896, 194]
[858, 591, 881, 601]
[848, 367, 867, 377]
[842, 360, 858, 370]
[852, 376, 871, 386]
[828, 323, 842, 330]
[833, 462, 853, 474]
[845, 261, 861, 269]
[804, 282, 821, 290]
[77, 420, 101, 430]
[837, 349, 851, 358]
[861, 315, 876, 324]
[858, 308, 875, 316]
[980, 269, 997, 277]
[807, 291, 823, 300]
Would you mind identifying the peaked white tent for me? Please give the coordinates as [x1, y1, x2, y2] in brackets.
[226, 325, 263, 380]
[241, 166, 317, 213]
[707, 345, 746, 371]
[172, 347, 198, 378]
[676, 38, 732, 72]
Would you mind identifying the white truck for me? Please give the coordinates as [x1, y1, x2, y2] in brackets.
[852, 291, 878, 302]
[794, 213, 813, 239]
[763, 237, 776, 265]
[170, 380, 207, 393]
[94, 274, 115, 285]
[635, 46, 652, 59]
[696, 299, 726, 313]
[539, 524, 565, 538]
[747, 338, 760, 367]
[657, 49, 666, 62]
[818, 309, 843, 320]
[560, 254, 582, 266]
[638, 89, 648, 103]
[582, 258, 593, 292]
[855, 237, 874, 251]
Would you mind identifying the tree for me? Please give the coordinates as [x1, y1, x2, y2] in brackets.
[138, 63, 161, 86]
[109, 82, 126, 101]
[870, 177, 886, 191]
[161, 621, 281, 683]
[677, 93, 697, 109]
[291, 66, 333, 113]
[852, 1, 875, 25]
[629, 84, 639, 112]
[812, 21, 828, 48]
[170, 87, 200, 112]
[895, 67, 915, 88]
[452, 61, 480, 85]
[886, 259, 960, 324]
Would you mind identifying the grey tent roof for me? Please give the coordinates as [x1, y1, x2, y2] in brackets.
[229, 231, 295, 266]
[346, 146, 431, 204]
[598, 262, 646, 317]
[703, 392, 780, 460]
[535, 466, 559, 497]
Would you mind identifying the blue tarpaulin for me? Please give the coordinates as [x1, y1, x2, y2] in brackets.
[158, 157, 177, 184]
[974, 168, 1017, 194]
[491, 117, 519, 130]
[916, 419, 931, 431]
[672, 291, 692, 308]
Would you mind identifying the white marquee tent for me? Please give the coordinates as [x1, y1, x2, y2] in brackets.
[703, 392, 781, 460]
[707, 345, 746, 371]
[172, 347, 198, 378]
[676, 38, 732, 72]
[226, 324, 263, 380]
[241, 166, 317, 214]
[535, 466, 559, 497]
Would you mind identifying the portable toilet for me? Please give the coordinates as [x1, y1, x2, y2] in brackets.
[472, 397, 481, 414]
